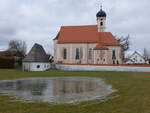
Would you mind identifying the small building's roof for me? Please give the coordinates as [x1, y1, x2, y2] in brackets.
[56, 25, 120, 46]
[53, 32, 60, 40]
[23, 43, 49, 62]
[94, 43, 109, 50]
[128, 51, 145, 59]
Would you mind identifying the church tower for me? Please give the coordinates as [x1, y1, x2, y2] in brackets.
[96, 5, 107, 32]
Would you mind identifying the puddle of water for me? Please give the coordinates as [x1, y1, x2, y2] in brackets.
[0, 77, 116, 104]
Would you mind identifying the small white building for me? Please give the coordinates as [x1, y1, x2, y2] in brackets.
[22, 43, 51, 71]
[125, 51, 146, 64]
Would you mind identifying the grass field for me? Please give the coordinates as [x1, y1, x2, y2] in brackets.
[0, 69, 150, 113]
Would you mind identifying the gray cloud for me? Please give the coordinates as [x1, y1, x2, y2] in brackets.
[0, 0, 150, 55]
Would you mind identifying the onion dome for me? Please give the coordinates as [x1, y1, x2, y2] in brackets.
[96, 6, 106, 17]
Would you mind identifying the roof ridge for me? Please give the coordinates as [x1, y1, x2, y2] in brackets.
[34, 43, 42, 47]
[57, 26, 120, 46]
[23, 43, 49, 62]
[61, 25, 97, 27]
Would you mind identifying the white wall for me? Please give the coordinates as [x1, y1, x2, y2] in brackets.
[56, 64, 150, 72]
[23, 62, 51, 71]
[54, 41, 122, 64]
[54, 42, 97, 64]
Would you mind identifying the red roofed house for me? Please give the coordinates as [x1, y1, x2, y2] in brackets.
[53, 7, 123, 64]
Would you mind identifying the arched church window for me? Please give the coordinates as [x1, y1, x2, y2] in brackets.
[63, 48, 67, 59]
[100, 22, 103, 26]
[75, 48, 80, 60]
[112, 50, 116, 60]
[88, 48, 92, 60]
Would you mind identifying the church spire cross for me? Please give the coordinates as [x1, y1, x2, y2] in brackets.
[100, 3, 102, 10]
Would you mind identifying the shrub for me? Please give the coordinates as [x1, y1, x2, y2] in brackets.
[0, 57, 15, 68]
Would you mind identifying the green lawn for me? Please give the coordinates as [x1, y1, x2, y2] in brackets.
[0, 69, 150, 113]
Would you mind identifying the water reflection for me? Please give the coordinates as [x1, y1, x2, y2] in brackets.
[0, 77, 116, 103]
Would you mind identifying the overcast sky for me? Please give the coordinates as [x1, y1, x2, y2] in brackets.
[0, 0, 150, 55]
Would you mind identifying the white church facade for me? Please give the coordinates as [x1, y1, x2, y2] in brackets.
[54, 7, 123, 64]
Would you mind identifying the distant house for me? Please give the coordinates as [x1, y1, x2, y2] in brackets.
[22, 43, 51, 71]
[146, 59, 150, 64]
[0, 50, 23, 68]
[0, 50, 23, 60]
[125, 51, 146, 64]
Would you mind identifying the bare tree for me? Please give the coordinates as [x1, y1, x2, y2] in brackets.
[8, 40, 27, 56]
[117, 35, 130, 59]
[143, 48, 150, 60]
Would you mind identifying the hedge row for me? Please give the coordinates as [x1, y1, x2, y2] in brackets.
[0, 57, 15, 68]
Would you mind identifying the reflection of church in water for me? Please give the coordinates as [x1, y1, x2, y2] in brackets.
[53, 79, 98, 95]
[0, 78, 100, 98]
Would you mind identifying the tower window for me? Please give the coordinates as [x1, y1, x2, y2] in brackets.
[100, 22, 103, 26]
[63, 48, 67, 59]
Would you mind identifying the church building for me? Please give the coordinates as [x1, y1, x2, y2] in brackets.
[53, 7, 123, 64]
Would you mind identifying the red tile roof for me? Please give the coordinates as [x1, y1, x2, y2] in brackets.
[56, 25, 120, 46]
[0, 51, 23, 57]
[94, 44, 109, 50]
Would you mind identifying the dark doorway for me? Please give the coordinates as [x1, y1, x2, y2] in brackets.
[113, 60, 115, 64]
[117, 60, 119, 64]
